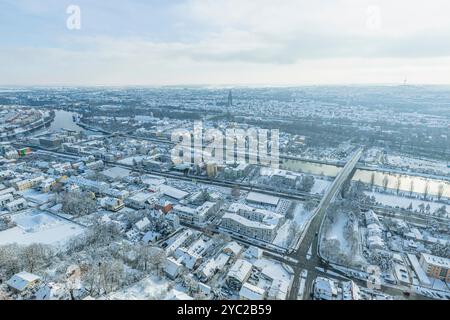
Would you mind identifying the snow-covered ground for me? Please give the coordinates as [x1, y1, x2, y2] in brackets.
[106, 276, 188, 300]
[19, 189, 52, 205]
[292, 203, 314, 229]
[0, 210, 84, 246]
[272, 221, 291, 247]
[366, 191, 449, 213]
[310, 178, 331, 195]
[321, 211, 366, 268]
[326, 214, 350, 252]
[273, 203, 315, 248]
[386, 154, 450, 176]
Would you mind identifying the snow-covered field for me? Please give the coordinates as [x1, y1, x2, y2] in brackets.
[106, 276, 188, 300]
[386, 155, 450, 176]
[326, 214, 349, 252]
[321, 211, 366, 267]
[0, 210, 84, 246]
[366, 191, 449, 213]
[273, 203, 314, 248]
[272, 221, 291, 247]
[310, 178, 331, 195]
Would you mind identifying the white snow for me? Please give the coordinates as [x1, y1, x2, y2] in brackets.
[253, 258, 291, 282]
[292, 203, 314, 229]
[106, 276, 185, 300]
[117, 156, 147, 166]
[386, 155, 450, 176]
[19, 189, 51, 204]
[310, 179, 331, 195]
[327, 214, 349, 252]
[272, 221, 291, 247]
[366, 191, 449, 213]
[0, 210, 84, 246]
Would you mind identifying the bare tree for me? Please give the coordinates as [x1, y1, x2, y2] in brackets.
[382, 176, 389, 191]
[20, 244, 54, 273]
[370, 172, 375, 187]
[409, 180, 414, 197]
[395, 176, 401, 195]
[148, 247, 166, 276]
[60, 191, 97, 217]
[0, 244, 22, 277]
[437, 184, 444, 201]
[423, 182, 430, 200]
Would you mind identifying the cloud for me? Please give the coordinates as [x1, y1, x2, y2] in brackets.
[2, 0, 450, 85]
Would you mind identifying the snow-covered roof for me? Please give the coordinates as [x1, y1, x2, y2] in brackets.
[223, 241, 243, 256]
[165, 230, 193, 254]
[135, 217, 150, 231]
[246, 192, 279, 206]
[7, 271, 41, 292]
[142, 231, 160, 243]
[228, 203, 282, 225]
[367, 223, 381, 231]
[367, 235, 384, 247]
[164, 257, 182, 278]
[173, 205, 196, 215]
[222, 213, 277, 230]
[167, 290, 193, 300]
[420, 253, 450, 269]
[239, 282, 266, 300]
[407, 254, 431, 286]
[227, 259, 253, 283]
[196, 201, 216, 217]
[244, 246, 263, 259]
[159, 184, 189, 200]
[0, 193, 13, 201]
[342, 281, 360, 300]
[35, 282, 66, 300]
[200, 253, 231, 279]
[314, 277, 337, 298]
[365, 210, 380, 225]
[101, 166, 131, 179]
[128, 192, 153, 203]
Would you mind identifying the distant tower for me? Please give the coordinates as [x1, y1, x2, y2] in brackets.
[226, 90, 233, 119]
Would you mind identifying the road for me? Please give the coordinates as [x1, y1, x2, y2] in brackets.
[19, 144, 321, 203]
[287, 148, 363, 300]
[16, 144, 433, 299]
[280, 148, 429, 300]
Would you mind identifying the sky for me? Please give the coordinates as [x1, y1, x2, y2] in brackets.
[2, 0, 450, 86]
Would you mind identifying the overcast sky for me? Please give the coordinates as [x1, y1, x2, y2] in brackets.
[2, 0, 450, 86]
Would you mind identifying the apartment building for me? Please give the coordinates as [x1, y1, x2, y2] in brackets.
[419, 253, 450, 282]
[221, 203, 283, 242]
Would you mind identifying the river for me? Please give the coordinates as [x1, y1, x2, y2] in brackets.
[282, 159, 450, 199]
[49, 110, 450, 198]
[49, 110, 96, 135]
